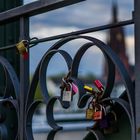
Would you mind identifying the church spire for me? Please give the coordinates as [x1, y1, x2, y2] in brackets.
[103, 0, 132, 82]
[112, 0, 118, 22]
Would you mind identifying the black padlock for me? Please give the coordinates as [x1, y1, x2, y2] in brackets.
[99, 106, 109, 129]
[103, 110, 119, 134]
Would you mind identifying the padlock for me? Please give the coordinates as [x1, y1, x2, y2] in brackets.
[86, 102, 94, 120]
[16, 40, 28, 59]
[62, 83, 72, 102]
[84, 85, 97, 97]
[94, 80, 104, 92]
[84, 85, 93, 93]
[99, 106, 109, 129]
[103, 110, 119, 134]
[93, 104, 103, 121]
[72, 82, 78, 95]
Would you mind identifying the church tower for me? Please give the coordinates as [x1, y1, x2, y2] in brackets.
[104, 1, 131, 81]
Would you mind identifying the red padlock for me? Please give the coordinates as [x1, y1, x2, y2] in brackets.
[94, 80, 104, 92]
[93, 104, 103, 121]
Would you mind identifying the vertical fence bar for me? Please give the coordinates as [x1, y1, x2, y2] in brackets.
[0, 0, 22, 96]
[134, 0, 140, 139]
[19, 17, 29, 140]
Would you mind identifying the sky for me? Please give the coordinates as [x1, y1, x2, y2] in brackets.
[24, 0, 134, 77]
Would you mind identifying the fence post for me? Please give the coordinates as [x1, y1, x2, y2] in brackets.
[0, 0, 22, 94]
[0, 0, 23, 139]
[19, 17, 29, 140]
[134, 0, 140, 139]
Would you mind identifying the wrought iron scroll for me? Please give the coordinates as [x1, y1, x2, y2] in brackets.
[0, 35, 135, 140]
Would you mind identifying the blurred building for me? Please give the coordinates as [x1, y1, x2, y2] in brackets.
[104, 2, 134, 82]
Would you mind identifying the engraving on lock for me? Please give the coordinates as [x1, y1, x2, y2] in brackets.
[62, 83, 72, 102]
[86, 101, 94, 120]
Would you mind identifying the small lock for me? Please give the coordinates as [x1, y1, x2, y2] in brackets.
[16, 40, 28, 54]
[103, 110, 119, 134]
[62, 83, 72, 102]
[94, 80, 104, 92]
[16, 40, 29, 59]
[86, 102, 94, 120]
[84, 85, 97, 95]
[99, 106, 109, 129]
[93, 104, 103, 121]
[72, 82, 78, 95]
[84, 85, 93, 93]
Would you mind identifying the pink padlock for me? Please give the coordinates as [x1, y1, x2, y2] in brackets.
[72, 83, 78, 95]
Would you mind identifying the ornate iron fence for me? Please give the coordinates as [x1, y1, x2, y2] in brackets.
[0, 0, 139, 140]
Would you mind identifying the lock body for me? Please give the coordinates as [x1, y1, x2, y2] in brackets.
[86, 102, 94, 120]
[93, 104, 103, 121]
[62, 83, 72, 102]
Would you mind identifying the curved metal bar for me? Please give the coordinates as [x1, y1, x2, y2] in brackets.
[1, 66, 12, 98]
[26, 35, 134, 140]
[26, 100, 42, 140]
[0, 99, 19, 140]
[71, 42, 115, 99]
[102, 97, 134, 140]
[46, 96, 65, 130]
[46, 129, 105, 140]
[26, 64, 40, 108]
[39, 49, 72, 103]
[26, 49, 72, 108]
[0, 56, 19, 99]
[44, 35, 135, 139]
[48, 35, 134, 116]
[47, 129, 61, 140]
[89, 129, 105, 140]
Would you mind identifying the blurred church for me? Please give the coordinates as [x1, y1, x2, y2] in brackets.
[104, 2, 134, 82]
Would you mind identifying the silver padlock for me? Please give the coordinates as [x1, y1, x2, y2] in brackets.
[62, 82, 72, 102]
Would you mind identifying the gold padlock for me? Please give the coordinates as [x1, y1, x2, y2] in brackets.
[86, 102, 94, 120]
[16, 40, 28, 55]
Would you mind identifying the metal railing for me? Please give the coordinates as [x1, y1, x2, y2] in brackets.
[0, 0, 139, 140]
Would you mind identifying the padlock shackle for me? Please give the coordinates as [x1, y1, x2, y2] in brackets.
[94, 104, 102, 112]
[94, 104, 107, 116]
[88, 101, 94, 109]
[102, 105, 107, 116]
[65, 82, 72, 91]
[110, 110, 117, 121]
